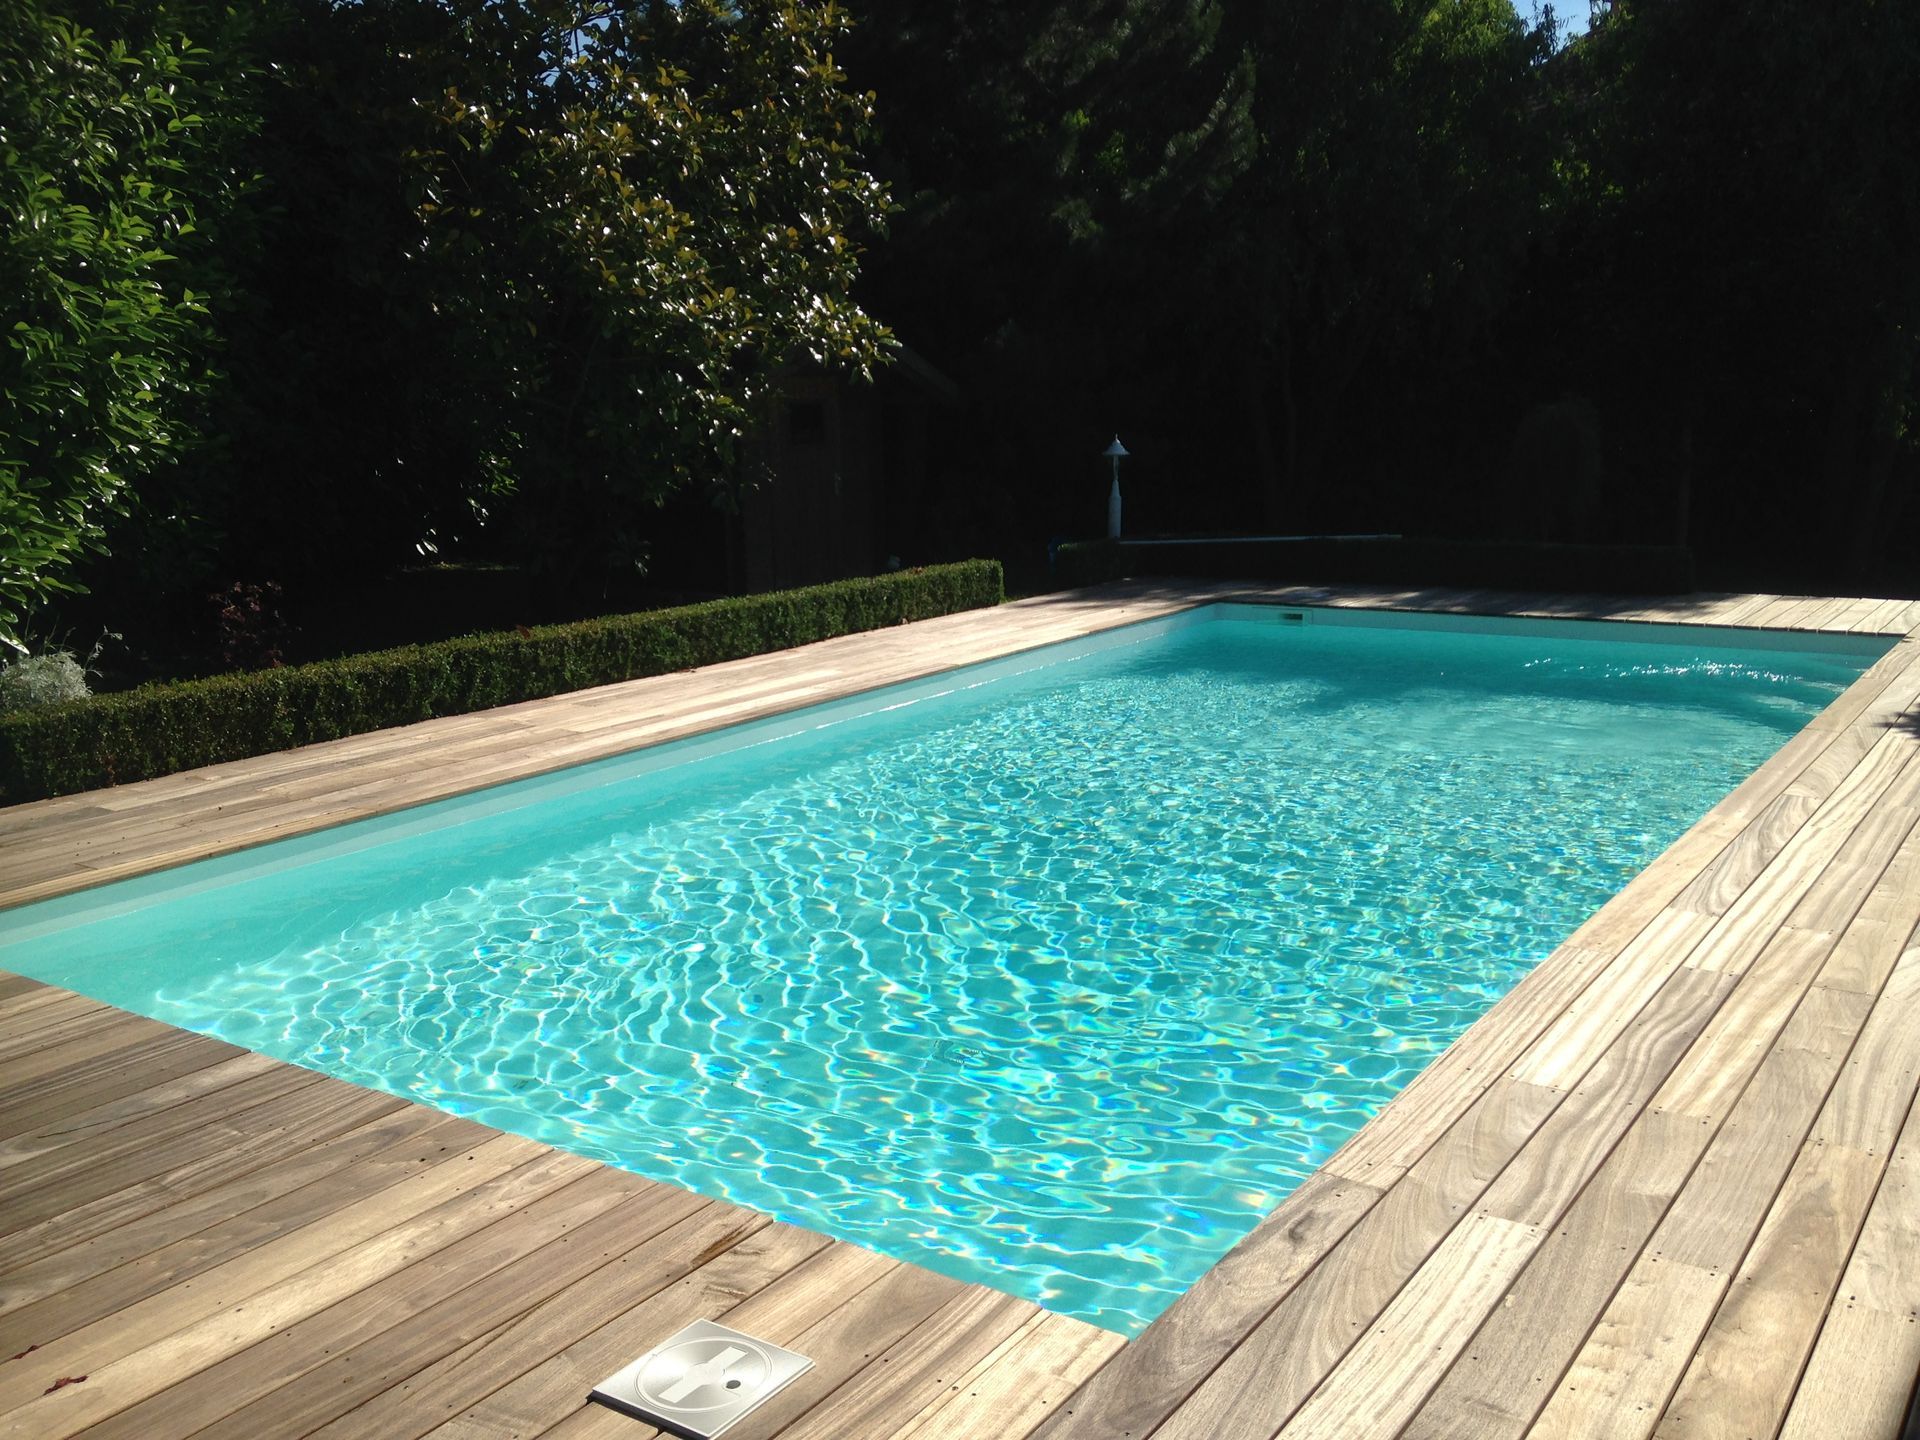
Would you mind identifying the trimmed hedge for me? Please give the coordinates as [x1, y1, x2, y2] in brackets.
[0, 560, 1003, 804]
[1053, 536, 1696, 595]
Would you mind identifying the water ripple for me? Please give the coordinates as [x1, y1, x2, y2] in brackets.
[145, 620, 1850, 1334]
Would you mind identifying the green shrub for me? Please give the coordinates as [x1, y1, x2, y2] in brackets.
[1052, 537, 1695, 595]
[0, 561, 1003, 804]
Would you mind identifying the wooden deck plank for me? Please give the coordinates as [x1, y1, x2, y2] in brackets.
[1274, 1211, 1543, 1440]
[0, 973, 47, 1003]
[1143, 1077, 1561, 1440]
[0, 1033, 254, 1145]
[1707, 593, 1782, 627]
[1650, 983, 1873, 1274]
[0, 1064, 325, 1229]
[1477, 968, 1731, 1229]
[768, 1288, 1037, 1440]
[1815, 942, 1920, 1153]
[1814, 812, 1920, 996]
[0, 995, 129, 1063]
[1655, 925, 1865, 1128]
[1397, 1108, 1701, 1440]
[1777, 1304, 1920, 1440]
[0, 1109, 496, 1357]
[1408, 981, 1866, 1440]
[1777, 1076, 1920, 1440]
[1751, 595, 1832, 631]
[0, 1099, 440, 1324]
[296, 1203, 794, 1440]
[1524, 1254, 1726, 1440]
[0, 983, 84, 1023]
[1668, 789, 1820, 919]
[1408, 863, 1920, 1440]
[78, 1169, 693, 1440]
[0, 1134, 560, 1419]
[1806, 637, 1920, 735]
[1848, 596, 1917, 634]
[1024, 1169, 1384, 1440]
[1, 1147, 600, 1440]
[1651, 965, 1920, 1438]
[0, 1078, 410, 1272]
[1250, 967, 1734, 1440]
[1534, 932, 1920, 1439]
[1673, 737, 1915, 973]
[1650, 1146, 1884, 1439]
[0, 1012, 192, 1102]
[1510, 911, 1715, 1090]
[178, 1188, 716, 1440]
[878, 1312, 1125, 1440]
[0, 1049, 287, 1171]
[1797, 595, 1871, 632]
[0, 582, 1915, 1440]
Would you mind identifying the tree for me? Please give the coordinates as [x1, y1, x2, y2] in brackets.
[841, 0, 1254, 553]
[1223, 0, 1547, 528]
[842, 1, 1550, 553]
[417, 0, 895, 594]
[189, 0, 891, 601]
[1537, 0, 1920, 583]
[43, 0, 895, 638]
[0, 0, 257, 652]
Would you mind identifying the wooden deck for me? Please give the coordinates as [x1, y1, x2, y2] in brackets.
[2, 580, 1918, 1439]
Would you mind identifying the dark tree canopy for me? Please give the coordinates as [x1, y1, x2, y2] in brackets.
[1535, 0, 1920, 577]
[7, 0, 1919, 663]
[3, 0, 894, 651]
[843, 0, 1918, 589]
[0, 0, 258, 648]
[842, 0, 1548, 552]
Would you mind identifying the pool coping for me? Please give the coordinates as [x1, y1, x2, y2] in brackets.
[3, 579, 1919, 1439]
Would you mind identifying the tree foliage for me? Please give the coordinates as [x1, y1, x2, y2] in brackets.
[843, 0, 1543, 546]
[188, 0, 894, 600]
[1223, 0, 1544, 525]
[0, 0, 255, 651]
[409, 0, 894, 590]
[11, 0, 894, 646]
[9, 0, 1919, 653]
[1535, 0, 1920, 576]
[841, 0, 1254, 550]
[845, 0, 1918, 586]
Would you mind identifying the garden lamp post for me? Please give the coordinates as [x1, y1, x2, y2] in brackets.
[1104, 435, 1129, 539]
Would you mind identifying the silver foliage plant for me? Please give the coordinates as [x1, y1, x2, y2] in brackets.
[0, 630, 116, 713]
[0, 652, 90, 713]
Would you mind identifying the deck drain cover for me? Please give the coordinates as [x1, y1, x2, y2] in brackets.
[589, 1319, 812, 1437]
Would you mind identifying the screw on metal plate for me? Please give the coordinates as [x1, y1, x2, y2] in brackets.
[589, 1319, 812, 1438]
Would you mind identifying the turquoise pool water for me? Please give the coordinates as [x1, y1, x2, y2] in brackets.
[0, 606, 1886, 1333]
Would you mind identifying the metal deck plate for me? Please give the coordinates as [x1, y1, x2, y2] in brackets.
[589, 1318, 813, 1438]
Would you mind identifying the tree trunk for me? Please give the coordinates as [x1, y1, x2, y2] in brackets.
[1246, 346, 1283, 530]
[1274, 305, 1299, 529]
[1820, 345, 1878, 587]
[1240, 225, 1288, 530]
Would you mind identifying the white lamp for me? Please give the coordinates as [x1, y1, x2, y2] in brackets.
[1103, 435, 1129, 539]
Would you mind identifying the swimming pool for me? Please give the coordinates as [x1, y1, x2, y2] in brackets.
[0, 605, 1888, 1334]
